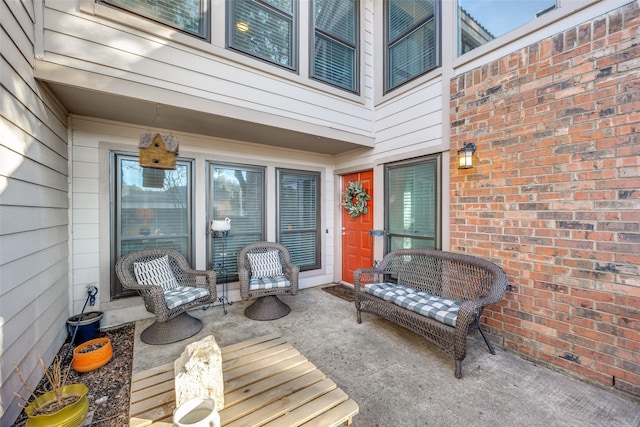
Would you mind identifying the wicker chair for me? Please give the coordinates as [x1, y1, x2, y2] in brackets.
[238, 242, 299, 320]
[115, 248, 216, 345]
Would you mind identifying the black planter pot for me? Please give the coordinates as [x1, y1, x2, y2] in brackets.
[67, 311, 103, 346]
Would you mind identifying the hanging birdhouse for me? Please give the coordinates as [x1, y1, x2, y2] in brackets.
[138, 132, 179, 169]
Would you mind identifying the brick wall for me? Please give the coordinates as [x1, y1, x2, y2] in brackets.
[450, 1, 639, 398]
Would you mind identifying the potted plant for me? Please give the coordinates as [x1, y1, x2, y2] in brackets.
[72, 337, 113, 373]
[15, 354, 89, 427]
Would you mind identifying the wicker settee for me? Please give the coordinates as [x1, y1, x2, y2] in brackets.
[354, 249, 508, 378]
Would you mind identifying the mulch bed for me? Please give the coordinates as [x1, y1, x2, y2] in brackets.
[13, 323, 134, 426]
[322, 284, 356, 302]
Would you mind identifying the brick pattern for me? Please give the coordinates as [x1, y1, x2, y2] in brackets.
[450, 2, 640, 397]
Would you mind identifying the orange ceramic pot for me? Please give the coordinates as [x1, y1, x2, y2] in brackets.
[72, 337, 113, 373]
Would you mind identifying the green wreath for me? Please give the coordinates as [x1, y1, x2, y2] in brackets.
[342, 180, 371, 218]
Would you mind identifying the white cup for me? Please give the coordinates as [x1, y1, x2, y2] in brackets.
[173, 397, 220, 427]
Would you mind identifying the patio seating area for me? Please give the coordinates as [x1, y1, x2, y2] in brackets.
[131, 286, 640, 427]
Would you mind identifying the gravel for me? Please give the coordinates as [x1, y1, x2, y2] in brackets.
[13, 323, 134, 426]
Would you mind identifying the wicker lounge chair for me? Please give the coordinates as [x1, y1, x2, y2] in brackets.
[115, 248, 217, 344]
[238, 242, 299, 320]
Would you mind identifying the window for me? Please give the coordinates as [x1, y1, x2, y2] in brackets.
[386, 0, 439, 92]
[311, 0, 358, 92]
[111, 153, 193, 298]
[277, 169, 321, 271]
[102, 0, 209, 38]
[229, 0, 297, 70]
[385, 156, 440, 252]
[208, 163, 265, 281]
[457, 0, 556, 55]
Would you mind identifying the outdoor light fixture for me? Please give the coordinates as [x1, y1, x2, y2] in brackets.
[458, 142, 476, 169]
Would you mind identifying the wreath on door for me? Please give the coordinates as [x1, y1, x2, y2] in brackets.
[342, 180, 371, 218]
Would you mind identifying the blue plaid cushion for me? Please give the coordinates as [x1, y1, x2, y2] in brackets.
[363, 283, 460, 327]
[249, 276, 291, 290]
[164, 286, 210, 309]
[363, 283, 417, 302]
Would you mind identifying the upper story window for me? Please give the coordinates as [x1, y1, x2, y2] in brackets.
[102, 0, 209, 39]
[311, 0, 358, 93]
[458, 0, 556, 55]
[228, 0, 298, 71]
[385, 0, 440, 92]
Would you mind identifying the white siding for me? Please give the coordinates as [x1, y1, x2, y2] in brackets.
[39, 1, 374, 140]
[68, 117, 336, 325]
[0, 1, 70, 425]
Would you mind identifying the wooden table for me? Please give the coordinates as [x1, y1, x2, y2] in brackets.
[130, 334, 359, 427]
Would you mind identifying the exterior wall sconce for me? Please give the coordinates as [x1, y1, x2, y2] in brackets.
[458, 142, 476, 169]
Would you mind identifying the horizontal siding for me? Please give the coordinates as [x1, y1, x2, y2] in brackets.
[373, 78, 446, 159]
[41, 4, 374, 137]
[0, 205, 68, 234]
[0, 0, 70, 425]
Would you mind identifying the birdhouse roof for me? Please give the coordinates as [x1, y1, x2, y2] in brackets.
[138, 132, 179, 153]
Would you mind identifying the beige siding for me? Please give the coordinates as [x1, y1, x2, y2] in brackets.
[67, 118, 336, 326]
[0, 1, 70, 425]
[40, 1, 374, 139]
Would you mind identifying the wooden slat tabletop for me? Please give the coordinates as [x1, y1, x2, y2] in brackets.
[129, 334, 358, 427]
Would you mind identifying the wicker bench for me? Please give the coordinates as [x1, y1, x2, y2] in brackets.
[354, 249, 508, 378]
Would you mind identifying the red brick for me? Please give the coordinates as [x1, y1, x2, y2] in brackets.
[449, 0, 639, 396]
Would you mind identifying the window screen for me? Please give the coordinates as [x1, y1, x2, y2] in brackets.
[111, 153, 193, 298]
[312, 0, 358, 92]
[229, 0, 297, 70]
[208, 163, 265, 281]
[386, 157, 440, 252]
[277, 169, 321, 270]
[386, 0, 439, 92]
[103, 0, 209, 38]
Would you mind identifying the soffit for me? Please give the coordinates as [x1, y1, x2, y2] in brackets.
[44, 83, 371, 156]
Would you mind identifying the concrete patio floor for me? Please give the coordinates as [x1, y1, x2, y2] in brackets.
[132, 285, 640, 426]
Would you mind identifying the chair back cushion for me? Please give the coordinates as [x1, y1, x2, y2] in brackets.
[134, 255, 179, 291]
[247, 250, 283, 278]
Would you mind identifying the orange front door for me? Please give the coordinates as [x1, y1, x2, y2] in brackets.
[341, 170, 373, 284]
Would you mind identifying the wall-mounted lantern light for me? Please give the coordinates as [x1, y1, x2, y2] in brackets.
[458, 142, 476, 169]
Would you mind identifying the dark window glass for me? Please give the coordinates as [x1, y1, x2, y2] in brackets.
[103, 0, 209, 38]
[385, 156, 440, 252]
[111, 153, 193, 298]
[386, 0, 439, 92]
[277, 169, 321, 270]
[229, 0, 297, 70]
[208, 163, 265, 281]
[312, 0, 358, 92]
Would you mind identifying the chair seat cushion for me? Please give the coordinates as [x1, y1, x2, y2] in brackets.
[134, 255, 179, 291]
[363, 283, 460, 327]
[249, 276, 291, 291]
[247, 250, 283, 278]
[164, 286, 210, 309]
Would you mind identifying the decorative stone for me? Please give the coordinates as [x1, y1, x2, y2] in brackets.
[174, 335, 224, 410]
